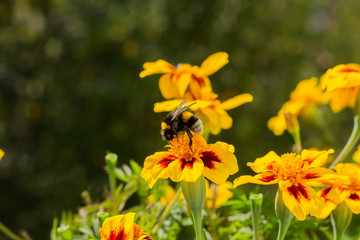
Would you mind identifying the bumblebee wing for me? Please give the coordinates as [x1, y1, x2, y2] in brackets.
[171, 99, 189, 121]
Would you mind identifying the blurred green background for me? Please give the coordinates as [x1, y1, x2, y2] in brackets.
[1, 0, 360, 239]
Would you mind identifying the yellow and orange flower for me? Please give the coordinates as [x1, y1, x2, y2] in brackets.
[317, 163, 360, 218]
[0, 149, 4, 161]
[321, 63, 360, 113]
[140, 52, 228, 100]
[205, 180, 233, 209]
[154, 94, 253, 135]
[268, 77, 329, 136]
[99, 212, 152, 240]
[141, 132, 238, 188]
[234, 149, 336, 221]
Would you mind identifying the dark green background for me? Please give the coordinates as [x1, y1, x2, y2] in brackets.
[0, 0, 359, 239]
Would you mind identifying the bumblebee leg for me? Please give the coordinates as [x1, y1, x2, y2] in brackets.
[185, 128, 193, 147]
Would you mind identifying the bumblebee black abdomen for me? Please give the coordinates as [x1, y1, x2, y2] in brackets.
[181, 112, 203, 134]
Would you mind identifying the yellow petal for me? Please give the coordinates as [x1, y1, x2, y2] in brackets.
[247, 151, 281, 173]
[317, 187, 340, 219]
[329, 88, 359, 113]
[206, 142, 239, 174]
[353, 145, 360, 164]
[196, 52, 229, 77]
[167, 157, 204, 183]
[216, 108, 233, 130]
[0, 149, 4, 161]
[99, 213, 135, 239]
[201, 107, 221, 135]
[267, 113, 287, 136]
[344, 191, 360, 214]
[159, 74, 182, 99]
[300, 149, 334, 168]
[176, 72, 192, 96]
[140, 60, 174, 78]
[153, 99, 186, 113]
[141, 152, 176, 188]
[221, 94, 253, 110]
[233, 173, 279, 187]
[280, 181, 324, 221]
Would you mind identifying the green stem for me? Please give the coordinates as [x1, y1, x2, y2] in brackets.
[275, 190, 293, 240]
[277, 220, 291, 240]
[0, 222, 23, 240]
[152, 187, 182, 234]
[192, 207, 203, 240]
[250, 193, 263, 240]
[181, 176, 206, 240]
[330, 115, 360, 168]
[330, 202, 352, 240]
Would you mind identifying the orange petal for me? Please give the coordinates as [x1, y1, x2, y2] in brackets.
[196, 52, 229, 77]
[140, 60, 174, 78]
[159, 74, 182, 99]
[220, 94, 253, 110]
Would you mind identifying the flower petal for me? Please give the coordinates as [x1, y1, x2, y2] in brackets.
[159, 74, 182, 99]
[280, 181, 324, 221]
[233, 172, 279, 187]
[167, 157, 204, 183]
[196, 52, 229, 77]
[176, 72, 192, 96]
[329, 88, 359, 113]
[201, 145, 238, 184]
[153, 99, 186, 113]
[247, 151, 281, 173]
[220, 94, 253, 110]
[317, 187, 340, 219]
[344, 191, 360, 214]
[140, 60, 175, 78]
[300, 149, 334, 168]
[141, 152, 176, 188]
[201, 107, 221, 135]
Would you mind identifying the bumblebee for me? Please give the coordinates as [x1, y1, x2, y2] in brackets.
[161, 99, 204, 146]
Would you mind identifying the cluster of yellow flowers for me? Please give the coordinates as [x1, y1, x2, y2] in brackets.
[95, 55, 360, 240]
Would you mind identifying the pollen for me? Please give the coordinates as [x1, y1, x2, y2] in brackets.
[168, 132, 206, 161]
[273, 153, 307, 184]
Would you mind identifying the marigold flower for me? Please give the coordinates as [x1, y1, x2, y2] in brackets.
[320, 63, 360, 113]
[141, 133, 238, 188]
[233, 149, 336, 220]
[268, 77, 329, 136]
[140, 52, 228, 99]
[0, 149, 4, 161]
[317, 163, 360, 218]
[99, 212, 152, 240]
[154, 94, 253, 135]
[205, 180, 233, 209]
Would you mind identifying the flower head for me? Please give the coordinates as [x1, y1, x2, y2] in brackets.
[99, 212, 152, 240]
[317, 163, 360, 218]
[140, 52, 229, 99]
[234, 149, 335, 220]
[321, 63, 360, 113]
[141, 133, 238, 188]
[268, 77, 329, 136]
